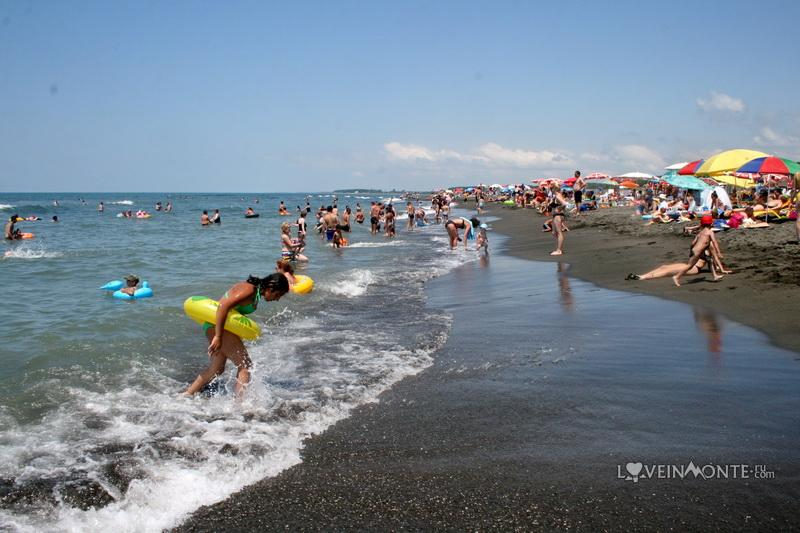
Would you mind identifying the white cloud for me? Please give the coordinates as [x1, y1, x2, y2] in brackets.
[477, 143, 572, 167]
[384, 142, 436, 161]
[613, 144, 666, 171]
[383, 141, 571, 168]
[754, 126, 798, 147]
[696, 91, 745, 113]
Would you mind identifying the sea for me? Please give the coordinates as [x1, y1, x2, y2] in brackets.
[0, 193, 471, 532]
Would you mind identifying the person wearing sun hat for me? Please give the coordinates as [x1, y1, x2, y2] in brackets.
[119, 275, 140, 296]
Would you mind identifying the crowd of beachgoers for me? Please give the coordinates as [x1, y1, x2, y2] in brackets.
[453, 166, 799, 287]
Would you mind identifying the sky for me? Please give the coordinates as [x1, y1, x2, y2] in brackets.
[1, 0, 799, 192]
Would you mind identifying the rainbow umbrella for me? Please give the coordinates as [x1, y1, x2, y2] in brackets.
[695, 149, 769, 176]
[678, 159, 704, 175]
[586, 172, 610, 179]
[736, 156, 800, 176]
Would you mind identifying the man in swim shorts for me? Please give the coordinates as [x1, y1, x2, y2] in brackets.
[370, 202, 381, 235]
[571, 170, 585, 215]
[322, 206, 338, 242]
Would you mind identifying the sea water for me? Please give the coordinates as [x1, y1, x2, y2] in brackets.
[0, 193, 471, 532]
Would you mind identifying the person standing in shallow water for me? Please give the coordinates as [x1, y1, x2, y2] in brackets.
[183, 273, 289, 398]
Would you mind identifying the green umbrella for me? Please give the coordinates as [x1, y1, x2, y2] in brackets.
[664, 174, 710, 190]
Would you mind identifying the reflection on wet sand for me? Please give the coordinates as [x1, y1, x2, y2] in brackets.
[557, 262, 573, 312]
[693, 306, 723, 362]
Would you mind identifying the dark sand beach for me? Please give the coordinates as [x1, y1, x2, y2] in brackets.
[178, 208, 800, 532]
[484, 204, 800, 353]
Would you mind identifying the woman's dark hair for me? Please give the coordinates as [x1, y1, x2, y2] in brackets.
[247, 273, 289, 295]
[470, 217, 480, 228]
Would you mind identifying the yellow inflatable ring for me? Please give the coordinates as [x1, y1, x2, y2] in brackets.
[291, 275, 314, 294]
[183, 296, 261, 340]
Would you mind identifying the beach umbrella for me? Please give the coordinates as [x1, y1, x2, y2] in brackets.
[664, 162, 689, 171]
[586, 172, 610, 179]
[695, 149, 769, 176]
[735, 156, 800, 176]
[586, 178, 619, 188]
[664, 175, 710, 190]
[678, 160, 705, 175]
[619, 180, 639, 188]
[713, 174, 756, 188]
[615, 172, 657, 180]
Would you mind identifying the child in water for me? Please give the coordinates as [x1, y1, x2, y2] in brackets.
[275, 260, 296, 288]
[476, 223, 489, 254]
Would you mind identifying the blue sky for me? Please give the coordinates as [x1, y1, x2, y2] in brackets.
[1, 0, 798, 192]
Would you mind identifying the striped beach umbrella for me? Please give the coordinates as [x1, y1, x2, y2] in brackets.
[678, 159, 704, 175]
[735, 156, 800, 176]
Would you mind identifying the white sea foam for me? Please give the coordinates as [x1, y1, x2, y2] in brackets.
[325, 269, 376, 297]
[346, 241, 405, 248]
[0, 211, 476, 533]
[3, 247, 63, 260]
[110, 200, 134, 205]
[0, 309, 450, 533]
[0, 203, 15, 210]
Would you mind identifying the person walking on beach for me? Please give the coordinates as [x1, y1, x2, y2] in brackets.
[571, 171, 585, 215]
[182, 273, 289, 398]
[548, 183, 569, 256]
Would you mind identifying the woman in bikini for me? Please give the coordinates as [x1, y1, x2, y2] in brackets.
[445, 217, 479, 249]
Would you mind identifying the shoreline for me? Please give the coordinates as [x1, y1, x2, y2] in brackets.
[484, 203, 800, 353]
[176, 207, 800, 532]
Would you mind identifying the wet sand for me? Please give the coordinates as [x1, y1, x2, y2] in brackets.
[484, 203, 800, 353]
[177, 232, 800, 531]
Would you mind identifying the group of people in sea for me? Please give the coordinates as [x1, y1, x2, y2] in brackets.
[182, 193, 491, 398]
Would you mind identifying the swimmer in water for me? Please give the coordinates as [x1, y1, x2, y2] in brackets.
[4, 215, 21, 240]
[119, 274, 140, 296]
[211, 209, 221, 224]
[355, 203, 365, 224]
[281, 222, 309, 261]
[182, 273, 289, 397]
[279, 201, 289, 215]
[275, 259, 296, 288]
[201, 210, 210, 226]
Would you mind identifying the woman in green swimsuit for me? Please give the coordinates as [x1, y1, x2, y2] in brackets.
[183, 273, 290, 397]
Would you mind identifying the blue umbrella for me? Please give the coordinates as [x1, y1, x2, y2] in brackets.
[664, 174, 709, 190]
